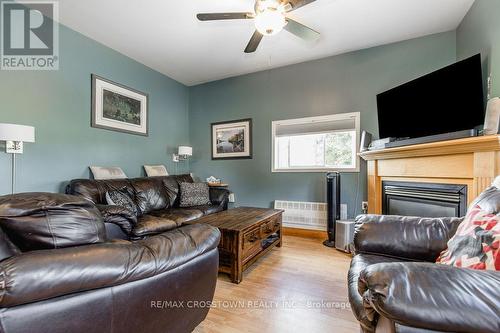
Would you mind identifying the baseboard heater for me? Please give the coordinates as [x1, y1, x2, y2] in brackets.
[274, 200, 327, 231]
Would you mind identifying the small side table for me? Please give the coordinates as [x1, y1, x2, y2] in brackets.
[207, 182, 229, 188]
[208, 183, 235, 204]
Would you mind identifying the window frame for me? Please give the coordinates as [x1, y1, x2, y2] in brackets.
[271, 112, 361, 173]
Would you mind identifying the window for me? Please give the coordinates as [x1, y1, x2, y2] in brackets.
[272, 112, 360, 172]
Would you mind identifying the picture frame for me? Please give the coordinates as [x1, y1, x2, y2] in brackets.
[211, 118, 252, 160]
[91, 74, 149, 136]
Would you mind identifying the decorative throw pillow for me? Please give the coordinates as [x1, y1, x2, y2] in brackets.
[436, 205, 499, 270]
[144, 165, 169, 177]
[179, 182, 211, 207]
[105, 187, 140, 216]
[90, 166, 127, 180]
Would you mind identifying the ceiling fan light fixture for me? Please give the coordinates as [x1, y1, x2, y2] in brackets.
[254, 0, 287, 36]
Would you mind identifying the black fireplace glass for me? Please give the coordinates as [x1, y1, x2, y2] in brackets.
[382, 181, 467, 218]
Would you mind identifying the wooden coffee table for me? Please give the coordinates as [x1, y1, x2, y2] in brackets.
[192, 207, 283, 283]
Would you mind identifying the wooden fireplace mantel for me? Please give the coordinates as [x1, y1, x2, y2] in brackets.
[359, 135, 500, 214]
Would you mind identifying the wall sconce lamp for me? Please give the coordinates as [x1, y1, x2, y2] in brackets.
[0, 123, 36, 194]
[172, 146, 192, 162]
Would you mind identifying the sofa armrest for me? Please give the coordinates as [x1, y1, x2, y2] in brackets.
[353, 214, 463, 261]
[95, 204, 137, 235]
[359, 262, 500, 333]
[0, 224, 220, 308]
[209, 188, 230, 210]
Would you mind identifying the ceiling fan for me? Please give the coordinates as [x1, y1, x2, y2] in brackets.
[197, 0, 320, 53]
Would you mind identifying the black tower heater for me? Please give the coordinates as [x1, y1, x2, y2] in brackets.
[323, 172, 340, 248]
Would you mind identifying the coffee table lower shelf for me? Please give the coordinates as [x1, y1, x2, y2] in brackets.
[219, 236, 282, 283]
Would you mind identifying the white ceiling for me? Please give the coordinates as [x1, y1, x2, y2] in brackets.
[55, 0, 475, 86]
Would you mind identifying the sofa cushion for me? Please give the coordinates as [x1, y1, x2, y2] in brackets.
[348, 254, 407, 333]
[96, 204, 137, 235]
[179, 182, 211, 207]
[66, 178, 134, 205]
[129, 178, 169, 214]
[0, 223, 220, 307]
[105, 187, 140, 217]
[354, 214, 462, 262]
[161, 174, 194, 207]
[359, 262, 500, 333]
[0, 228, 20, 261]
[192, 204, 223, 216]
[132, 208, 203, 238]
[0, 193, 106, 251]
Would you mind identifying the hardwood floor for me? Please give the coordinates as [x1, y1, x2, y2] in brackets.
[194, 235, 359, 333]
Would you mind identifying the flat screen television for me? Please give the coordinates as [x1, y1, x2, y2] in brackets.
[377, 54, 485, 140]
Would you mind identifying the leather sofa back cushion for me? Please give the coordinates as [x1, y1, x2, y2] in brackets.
[105, 187, 140, 216]
[130, 178, 169, 214]
[66, 179, 133, 205]
[162, 174, 194, 207]
[0, 193, 106, 251]
[354, 215, 462, 261]
[0, 228, 20, 261]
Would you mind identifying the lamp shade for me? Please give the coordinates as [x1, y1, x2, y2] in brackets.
[178, 146, 192, 156]
[0, 123, 35, 142]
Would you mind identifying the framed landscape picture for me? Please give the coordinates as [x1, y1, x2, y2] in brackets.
[91, 74, 148, 136]
[211, 118, 252, 160]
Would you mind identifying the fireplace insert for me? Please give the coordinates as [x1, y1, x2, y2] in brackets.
[382, 181, 467, 218]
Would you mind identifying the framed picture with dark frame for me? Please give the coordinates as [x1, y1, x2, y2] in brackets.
[211, 118, 252, 160]
[91, 74, 149, 136]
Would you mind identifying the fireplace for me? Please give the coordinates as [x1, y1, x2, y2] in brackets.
[382, 181, 467, 218]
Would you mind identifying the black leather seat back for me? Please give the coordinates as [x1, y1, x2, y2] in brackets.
[66, 178, 133, 204]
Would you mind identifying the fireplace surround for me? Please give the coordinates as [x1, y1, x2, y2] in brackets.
[359, 135, 500, 214]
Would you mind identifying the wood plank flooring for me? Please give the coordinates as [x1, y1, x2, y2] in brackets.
[194, 235, 359, 333]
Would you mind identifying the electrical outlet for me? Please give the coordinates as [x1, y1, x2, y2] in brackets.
[362, 201, 369, 212]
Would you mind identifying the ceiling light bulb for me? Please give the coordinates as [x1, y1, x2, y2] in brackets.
[254, 1, 286, 36]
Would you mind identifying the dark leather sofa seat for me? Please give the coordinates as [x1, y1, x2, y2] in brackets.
[349, 185, 500, 333]
[66, 174, 229, 239]
[0, 191, 222, 333]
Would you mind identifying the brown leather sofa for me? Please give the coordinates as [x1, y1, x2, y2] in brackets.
[66, 174, 230, 240]
[348, 184, 500, 333]
[0, 175, 227, 333]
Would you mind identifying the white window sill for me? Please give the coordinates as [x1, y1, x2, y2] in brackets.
[272, 167, 360, 173]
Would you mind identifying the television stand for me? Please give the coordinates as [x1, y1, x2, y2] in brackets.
[383, 129, 478, 149]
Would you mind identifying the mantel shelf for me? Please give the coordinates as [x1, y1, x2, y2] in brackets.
[359, 135, 500, 161]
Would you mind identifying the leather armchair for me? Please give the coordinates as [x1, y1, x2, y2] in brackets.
[349, 214, 500, 333]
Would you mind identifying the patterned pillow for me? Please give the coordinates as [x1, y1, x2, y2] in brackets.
[179, 182, 211, 207]
[105, 187, 140, 216]
[436, 205, 499, 270]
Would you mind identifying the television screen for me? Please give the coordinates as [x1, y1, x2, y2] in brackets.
[376, 54, 485, 139]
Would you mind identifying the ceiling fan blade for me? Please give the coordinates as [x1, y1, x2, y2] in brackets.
[196, 13, 253, 21]
[284, 18, 320, 42]
[244, 30, 264, 53]
[286, 0, 316, 12]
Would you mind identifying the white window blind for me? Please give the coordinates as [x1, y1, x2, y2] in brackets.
[272, 113, 360, 172]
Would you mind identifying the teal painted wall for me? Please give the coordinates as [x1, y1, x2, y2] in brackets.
[0, 23, 190, 195]
[189, 32, 457, 216]
[457, 0, 500, 99]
